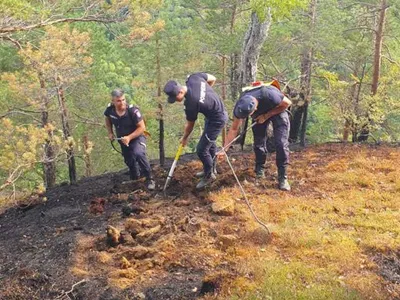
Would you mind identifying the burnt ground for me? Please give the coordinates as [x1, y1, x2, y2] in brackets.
[0, 144, 399, 299]
[0, 151, 249, 300]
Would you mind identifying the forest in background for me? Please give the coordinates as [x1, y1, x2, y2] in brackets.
[1, 0, 399, 197]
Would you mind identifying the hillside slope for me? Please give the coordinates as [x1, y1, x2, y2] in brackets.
[0, 144, 399, 300]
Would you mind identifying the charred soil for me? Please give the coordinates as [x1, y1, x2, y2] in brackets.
[0, 144, 399, 299]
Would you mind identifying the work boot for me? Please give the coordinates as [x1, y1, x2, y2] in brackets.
[129, 168, 141, 180]
[255, 164, 265, 179]
[196, 172, 216, 190]
[196, 161, 218, 178]
[145, 178, 156, 191]
[195, 169, 218, 178]
[122, 172, 138, 185]
[195, 171, 205, 178]
[278, 167, 291, 191]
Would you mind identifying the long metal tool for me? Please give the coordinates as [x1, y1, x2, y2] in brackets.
[221, 147, 271, 234]
[163, 144, 184, 192]
[214, 121, 257, 157]
[213, 121, 270, 233]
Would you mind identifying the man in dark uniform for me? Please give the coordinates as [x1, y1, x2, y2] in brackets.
[164, 72, 227, 189]
[104, 89, 155, 190]
[223, 84, 292, 191]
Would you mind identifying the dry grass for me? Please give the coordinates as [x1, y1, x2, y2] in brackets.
[59, 144, 399, 299]
[224, 144, 400, 299]
[108, 268, 139, 289]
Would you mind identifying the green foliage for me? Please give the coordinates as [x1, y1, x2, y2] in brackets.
[0, 0, 37, 19]
[258, 0, 400, 143]
[1, 0, 400, 191]
[0, 118, 48, 191]
[307, 102, 339, 143]
[251, 0, 307, 21]
[0, 45, 22, 72]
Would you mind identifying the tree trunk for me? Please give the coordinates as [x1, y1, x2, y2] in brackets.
[348, 78, 359, 141]
[239, 10, 272, 148]
[289, 105, 304, 143]
[221, 55, 227, 145]
[299, 102, 309, 147]
[230, 53, 240, 101]
[156, 35, 165, 166]
[290, 0, 317, 147]
[352, 62, 366, 141]
[229, 4, 239, 102]
[56, 77, 76, 184]
[343, 119, 350, 142]
[158, 104, 165, 166]
[299, 48, 313, 147]
[39, 75, 56, 188]
[371, 0, 387, 96]
[239, 11, 271, 88]
[83, 135, 92, 177]
[358, 0, 388, 141]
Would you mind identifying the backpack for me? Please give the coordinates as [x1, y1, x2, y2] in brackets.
[241, 79, 282, 93]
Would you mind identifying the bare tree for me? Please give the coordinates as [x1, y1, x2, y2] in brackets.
[289, 0, 317, 147]
[39, 74, 57, 188]
[358, 0, 389, 141]
[155, 34, 165, 166]
[55, 77, 76, 184]
[239, 10, 272, 148]
[239, 10, 272, 88]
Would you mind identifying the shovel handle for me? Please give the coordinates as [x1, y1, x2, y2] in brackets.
[163, 144, 184, 192]
[174, 144, 184, 160]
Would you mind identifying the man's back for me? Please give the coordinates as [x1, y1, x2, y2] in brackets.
[184, 73, 226, 122]
[244, 86, 284, 119]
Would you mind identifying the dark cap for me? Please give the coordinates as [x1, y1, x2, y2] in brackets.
[163, 80, 182, 103]
[233, 95, 256, 119]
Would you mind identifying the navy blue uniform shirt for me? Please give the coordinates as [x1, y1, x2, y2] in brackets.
[184, 73, 227, 123]
[238, 86, 284, 120]
[104, 104, 143, 138]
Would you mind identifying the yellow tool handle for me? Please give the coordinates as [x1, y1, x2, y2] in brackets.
[174, 144, 184, 161]
[163, 144, 185, 192]
[144, 130, 151, 138]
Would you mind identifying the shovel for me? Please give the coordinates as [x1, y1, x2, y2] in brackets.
[163, 143, 184, 193]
